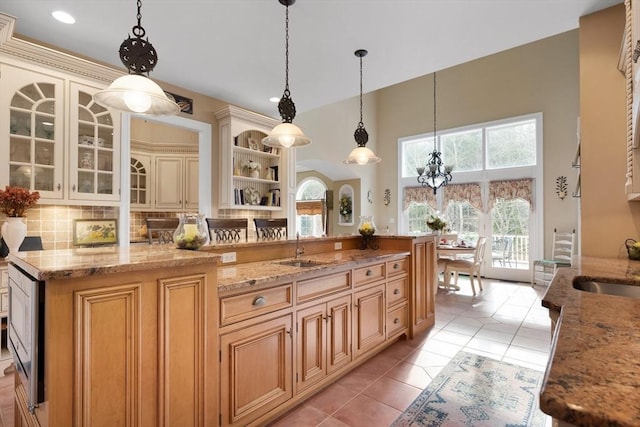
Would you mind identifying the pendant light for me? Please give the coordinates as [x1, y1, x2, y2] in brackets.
[344, 49, 381, 165]
[93, 0, 179, 116]
[416, 72, 453, 194]
[262, 0, 311, 148]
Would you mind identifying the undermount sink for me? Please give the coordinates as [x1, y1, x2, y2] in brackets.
[572, 279, 640, 298]
[276, 259, 325, 268]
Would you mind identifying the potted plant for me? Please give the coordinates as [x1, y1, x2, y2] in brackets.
[0, 185, 40, 253]
[241, 159, 262, 179]
[339, 195, 352, 223]
[426, 214, 447, 233]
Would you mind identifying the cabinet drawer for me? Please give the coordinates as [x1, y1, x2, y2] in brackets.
[220, 284, 293, 326]
[297, 271, 351, 303]
[354, 263, 385, 287]
[386, 276, 408, 307]
[387, 304, 408, 338]
[387, 258, 408, 277]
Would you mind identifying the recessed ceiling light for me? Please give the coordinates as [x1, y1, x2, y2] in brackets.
[269, 97, 280, 103]
[52, 10, 76, 24]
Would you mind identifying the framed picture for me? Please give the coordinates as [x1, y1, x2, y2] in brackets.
[73, 219, 118, 246]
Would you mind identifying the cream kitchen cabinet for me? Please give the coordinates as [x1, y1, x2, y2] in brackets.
[154, 154, 199, 211]
[215, 105, 288, 211]
[130, 152, 152, 209]
[0, 62, 120, 205]
[0, 63, 64, 199]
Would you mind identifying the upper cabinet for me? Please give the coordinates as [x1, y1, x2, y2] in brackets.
[215, 106, 285, 211]
[1, 64, 64, 199]
[0, 62, 121, 205]
[69, 82, 120, 202]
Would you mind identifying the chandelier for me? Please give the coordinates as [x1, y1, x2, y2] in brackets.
[93, 0, 179, 115]
[344, 49, 381, 165]
[262, 0, 311, 148]
[416, 72, 452, 194]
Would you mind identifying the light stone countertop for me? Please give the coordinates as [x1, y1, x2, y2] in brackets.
[540, 256, 640, 427]
[216, 249, 410, 294]
[6, 245, 220, 281]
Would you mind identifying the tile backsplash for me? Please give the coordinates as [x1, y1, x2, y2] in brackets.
[1, 206, 275, 250]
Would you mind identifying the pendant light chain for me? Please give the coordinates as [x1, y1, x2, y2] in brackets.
[359, 53, 364, 125]
[133, 0, 146, 38]
[284, 3, 290, 96]
[432, 72, 436, 149]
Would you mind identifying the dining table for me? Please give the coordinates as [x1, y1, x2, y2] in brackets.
[436, 244, 476, 290]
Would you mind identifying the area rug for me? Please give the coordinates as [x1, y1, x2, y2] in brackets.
[391, 351, 547, 427]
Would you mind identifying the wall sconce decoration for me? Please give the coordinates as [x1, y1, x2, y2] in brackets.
[556, 176, 568, 200]
[384, 189, 391, 206]
[367, 190, 373, 204]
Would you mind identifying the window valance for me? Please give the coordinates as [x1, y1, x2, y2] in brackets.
[403, 186, 437, 211]
[296, 200, 325, 215]
[488, 178, 533, 210]
[443, 183, 483, 212]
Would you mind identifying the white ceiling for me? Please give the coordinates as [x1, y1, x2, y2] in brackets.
[0, 0, 623, 120]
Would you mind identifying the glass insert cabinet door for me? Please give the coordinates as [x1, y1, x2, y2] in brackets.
[69, 82, 120, 202]
[1, 65, 65, 199]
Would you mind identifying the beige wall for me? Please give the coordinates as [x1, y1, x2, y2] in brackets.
[299, 30, 582, 256]
[580, 4, 640, 258]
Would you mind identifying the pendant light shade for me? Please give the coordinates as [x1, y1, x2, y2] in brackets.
[93, 0, 179, 116]
[344, 49, 381, 165]
[262, 0, 311, 148]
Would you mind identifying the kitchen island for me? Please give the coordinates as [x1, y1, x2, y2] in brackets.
[7, 246, 220, 427]
[540, 256, 640, 427]
[5, 233, 438, 426]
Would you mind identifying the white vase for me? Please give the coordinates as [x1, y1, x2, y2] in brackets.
[250, 169, 260, 179]
[2, 217, 27, 253]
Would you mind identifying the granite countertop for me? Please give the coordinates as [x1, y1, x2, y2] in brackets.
[217, 249, 410, 293]
[7, 245, 220, 281]
[540, 256, 640, 427]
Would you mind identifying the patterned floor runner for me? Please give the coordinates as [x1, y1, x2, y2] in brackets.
[392, 351, 548, 427]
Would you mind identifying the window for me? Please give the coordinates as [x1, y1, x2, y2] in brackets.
[398, 113, 541, 281]
[295, 178, 327, 237]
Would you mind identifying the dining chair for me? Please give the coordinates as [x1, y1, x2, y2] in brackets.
[253, 218, 287, 240]
[531, 229, 575, 287]
[443, 237, 488, 296]
[146, 218, 179, 244]
[206, 218, 248, 242]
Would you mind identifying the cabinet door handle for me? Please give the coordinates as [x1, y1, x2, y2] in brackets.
[72, 184, 76, 192]
[57, 183, 61, 191]
[366, 269, 373, 276]
[394, 318, 400, 324]
[393, 263, 400, 269]
[286, 328, 293, 338]
[252, 296, 266, 307]
[393, 289, 400, 295]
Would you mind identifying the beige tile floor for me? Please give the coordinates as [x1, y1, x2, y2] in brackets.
[269, 277, 553, 427]
[0, 277, 553, 427]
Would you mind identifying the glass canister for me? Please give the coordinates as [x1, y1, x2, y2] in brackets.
[173, 213, 209, 250]
[358, 215, 376, 236]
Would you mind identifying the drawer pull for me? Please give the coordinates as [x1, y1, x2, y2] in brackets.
[393, 263, 400, 269]
[366, 269, 373, 276]
[394, 318, 400, 324]
[252, 296, 266, 307]
[393, 289, 400, 295]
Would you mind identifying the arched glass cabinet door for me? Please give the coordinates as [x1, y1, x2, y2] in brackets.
[337, 184, 354, 226]
[69, 82, 120, 202]
[3, 65, 65, 199]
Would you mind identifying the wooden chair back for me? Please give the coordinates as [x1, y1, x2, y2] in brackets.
[206, 218, 248, 242]
[253, 218, 288, 240]
[146, 218, 179, 244]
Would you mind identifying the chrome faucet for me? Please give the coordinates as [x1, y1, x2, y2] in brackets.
[295, 233, 304, 258]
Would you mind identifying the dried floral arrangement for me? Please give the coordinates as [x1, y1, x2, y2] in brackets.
[0, 186, 40, 217]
